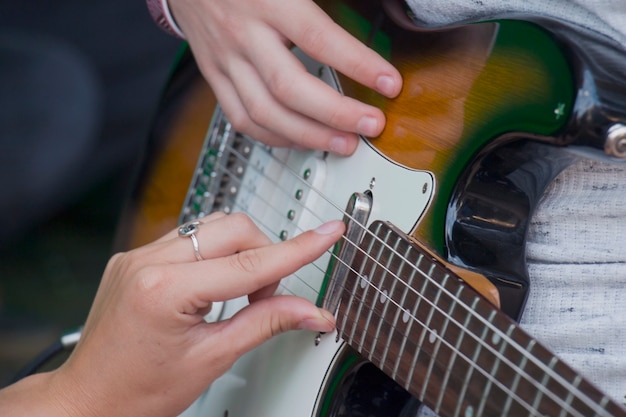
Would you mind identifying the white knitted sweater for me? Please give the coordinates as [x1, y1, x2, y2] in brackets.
[524, 160, 626, 402]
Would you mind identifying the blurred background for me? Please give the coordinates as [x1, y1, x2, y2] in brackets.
[0, 0, 182, 385]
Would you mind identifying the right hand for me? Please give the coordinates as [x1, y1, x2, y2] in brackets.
[0, 213, 343, 417]
[168, 0, 402, 155]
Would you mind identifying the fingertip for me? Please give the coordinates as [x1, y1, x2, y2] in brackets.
[357, 115, 380, 137]
[329, 135, 358, 155]
[224, 297, 334, 352]
[298, 308, 336, 332]
[376, 73, 402, 98]
[314, 220, 345, 236]
[357, 109, 388, 138]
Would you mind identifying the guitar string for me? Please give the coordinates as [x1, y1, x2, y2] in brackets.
[197, 131, 608, 415]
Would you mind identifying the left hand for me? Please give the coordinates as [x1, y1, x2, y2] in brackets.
[168, 0, 402, 155]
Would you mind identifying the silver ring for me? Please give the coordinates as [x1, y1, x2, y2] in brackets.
[178, 220, 204, 261]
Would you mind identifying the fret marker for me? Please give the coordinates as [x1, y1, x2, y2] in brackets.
[360, 275, 369, 289]
[379, 289, 388, 304]
[465, 405, 474, 417]
[491, 332, 501, 345]
[402, 310, 410, 323]
[428, 329, 438, 344]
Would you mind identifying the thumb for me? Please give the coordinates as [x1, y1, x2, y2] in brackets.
[219, 295, 335, 357]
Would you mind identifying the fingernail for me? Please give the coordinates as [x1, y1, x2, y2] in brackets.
[376, 75, 396, 97]
[298, 308, 336, 332]
[329, 136, 349, 154]
[357, 116, 379, 137]
[314, 220, 343, 235]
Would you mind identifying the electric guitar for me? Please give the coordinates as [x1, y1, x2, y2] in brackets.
[115, 0, 626, 415]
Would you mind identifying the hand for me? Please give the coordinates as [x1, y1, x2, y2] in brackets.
[0, 213, 343, 417]
[168, 0, 402, 155]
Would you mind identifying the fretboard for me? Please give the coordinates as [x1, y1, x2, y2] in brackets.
[333, 220, 624, 417]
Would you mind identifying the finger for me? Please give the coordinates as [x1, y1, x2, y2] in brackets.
[208, 295, 336, 359]
[181, 10, 362, 154]
[228, 58, 360, 154]
[196, 303, 213, 318]
[204, 67, 298, 148]
[189, 46, 297, 148]
[248, 281, 279, 303]
[152, 212, 228, 244]
[153, 213, 274, 264]
[174, 220, 345, 303]
[244, 30, 387, 138]
[270, 1, 402, 98]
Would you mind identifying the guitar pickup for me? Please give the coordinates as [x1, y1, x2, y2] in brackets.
[322, 192, 373, 317]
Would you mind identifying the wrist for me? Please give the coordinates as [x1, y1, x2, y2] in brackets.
[146, 0, 186, 39]
[0, 371, 82, 417]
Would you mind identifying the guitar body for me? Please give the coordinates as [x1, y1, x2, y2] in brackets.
[115, 1, 626, 416]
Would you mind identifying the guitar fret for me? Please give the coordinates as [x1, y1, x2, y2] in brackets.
[379, 244, 413, 368]
[452, 297, 486, 417]
[598, 395, 612, 416]
[388, 255, 420, 381]
[531, 356, 559, 416]
[501, 339, 536, 416]
[476, 323, 516, 417]
[392, 253, 425, 382]
[365, 231, 428, 385]
[363, 232, 402, 363]
[511, 339, 583, 417]
[559, 375, 583, 417]
[346, 227, 382, 347]
[356, 229, 386, 348]
[405, 262, 439, 396]
[433, 283, 465, 415]
[418, 265, 448, 401]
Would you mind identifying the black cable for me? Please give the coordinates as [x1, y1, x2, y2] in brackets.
[9, 328, 82, 384]
[10, 340, 64, 384]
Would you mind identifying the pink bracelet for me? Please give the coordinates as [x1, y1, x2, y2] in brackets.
[146, 0, 186, 39]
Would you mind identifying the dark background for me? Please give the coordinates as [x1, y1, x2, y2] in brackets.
[0, 0, 182, 385]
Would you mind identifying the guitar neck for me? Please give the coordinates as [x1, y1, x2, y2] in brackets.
[333, 221, 624, 417]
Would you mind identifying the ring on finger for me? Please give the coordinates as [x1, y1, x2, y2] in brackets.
[178, 220, 204, 261]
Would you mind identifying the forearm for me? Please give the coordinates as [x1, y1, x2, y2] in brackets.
[0, 371, 78, 417]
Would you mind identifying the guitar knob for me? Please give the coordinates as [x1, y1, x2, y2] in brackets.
[605, 123, 626, 158]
